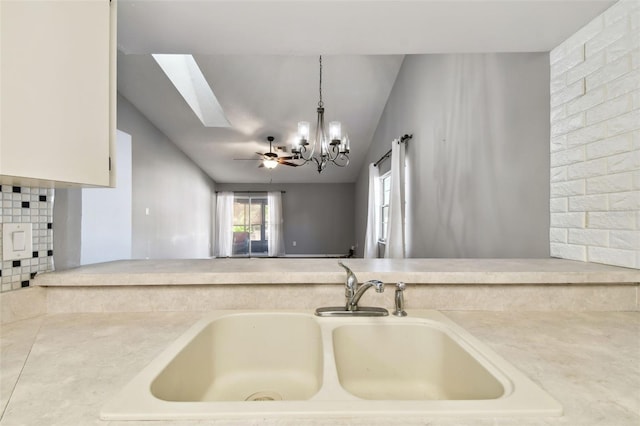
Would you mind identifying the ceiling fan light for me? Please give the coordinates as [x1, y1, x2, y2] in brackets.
[263, 158, 278, 169]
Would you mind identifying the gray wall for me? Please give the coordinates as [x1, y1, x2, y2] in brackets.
[81, 130, 132, 265]
[52, 189, 82, 270]
[216, 183, 355, 255]
[117, 94, 215, 259]
[355, 53, 550, 258]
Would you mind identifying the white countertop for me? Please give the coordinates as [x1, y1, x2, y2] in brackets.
[34, 258, 640, 286]
[1, 310, 638, 425]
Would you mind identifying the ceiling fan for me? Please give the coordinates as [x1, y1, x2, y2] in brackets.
[235, 136, 299, 169]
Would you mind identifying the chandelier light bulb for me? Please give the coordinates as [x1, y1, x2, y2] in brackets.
[329, 121, 342, 142]
[297, 121, 310, 143]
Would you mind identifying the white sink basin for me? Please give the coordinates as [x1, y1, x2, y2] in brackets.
[151, 313, 323, 402]
[102, 310, 562, 421]
[333, 324, 504, 400]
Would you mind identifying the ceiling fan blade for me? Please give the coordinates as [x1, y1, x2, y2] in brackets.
[278, 161, 300, 167]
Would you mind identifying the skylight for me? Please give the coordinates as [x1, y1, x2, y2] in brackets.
[152, 54, 231, 127]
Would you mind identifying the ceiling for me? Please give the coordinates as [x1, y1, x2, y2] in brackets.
[117, 0, 616, 184]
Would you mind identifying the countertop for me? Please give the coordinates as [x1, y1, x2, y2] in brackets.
[1, 310, 638, 425]
[33, 258, 640, 286]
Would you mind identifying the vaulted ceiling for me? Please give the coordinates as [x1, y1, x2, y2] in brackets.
[117, 0, 615, 184]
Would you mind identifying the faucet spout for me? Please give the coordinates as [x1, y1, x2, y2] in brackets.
[348, 280, 384, 311]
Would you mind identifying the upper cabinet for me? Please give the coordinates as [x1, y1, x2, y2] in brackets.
[0, 0, 116, 187]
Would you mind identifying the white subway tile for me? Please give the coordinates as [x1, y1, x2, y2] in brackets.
[550, 197, 569, 213]
[551, 79, 585, 107]
[608, 149, 640, 173]
[586, 18, 630, 57]
[551, 166, 568, 182]
[569, 228, 609, 246]
[550, 242, 587, 261]
[551, 113, 585, 137]
[606, 30, 640, 63]
[586, 55, 632, 90]
[551, 46, 585, 78]
[551, 212, 586, 228]
[588, 211, 637, 229]
[567, 51, 606, 84]
[585, 93, 633, 125]
[608, 109, 640, 136]
[609, 191, 640, 211]
[606, 68, 640, 98]
[551, 179, 586, 197]
[610, 230, 640, 250]
[632, 4, 640, 30]
[567, 122, 607, 147]
[604, 0, 638, 26]
[567, 157, 608, 179]
[551, 146, 585, 167]
[586, 172, 634, 194]
[588, 246, 637, 268]
[569, 194, 609, 211]
[550, 75, 567, 95]
[550, 104, 567, 122]
[586, 133, 633, 159]
[550, 228, 568, 243]
[551, 135, 567, 152]
[566, 86, 606, 115]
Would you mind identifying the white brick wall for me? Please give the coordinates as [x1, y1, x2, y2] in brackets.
[550, 0, 640, 269]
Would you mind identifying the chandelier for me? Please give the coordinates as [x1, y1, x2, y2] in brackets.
[292, 56, 350, 173]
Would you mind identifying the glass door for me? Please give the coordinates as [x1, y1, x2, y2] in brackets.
[232, 194, 269, 257]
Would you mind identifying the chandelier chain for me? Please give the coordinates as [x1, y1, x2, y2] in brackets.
[318, 55, 323, 108]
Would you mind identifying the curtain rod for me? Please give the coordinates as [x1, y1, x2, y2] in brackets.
[215, 190, 286, 193]
[373, 134, 412, 167]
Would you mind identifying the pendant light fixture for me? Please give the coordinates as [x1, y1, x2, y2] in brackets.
[292, 56, 350, 173]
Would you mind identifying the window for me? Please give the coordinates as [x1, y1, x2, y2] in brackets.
[380, 172, 391, 242]
[232, 194, 269, 256]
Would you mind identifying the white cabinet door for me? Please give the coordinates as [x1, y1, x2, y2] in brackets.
[0, 0, 115, 187]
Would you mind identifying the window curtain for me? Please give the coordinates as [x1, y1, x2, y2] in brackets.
[364, 163, 380, 258]
[215, 191, 234, 257]
[267, 191, 285, 257]
[385, 139, 406, 258]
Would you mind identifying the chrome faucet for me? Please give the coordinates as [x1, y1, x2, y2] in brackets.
[338, 262, 384, 311]
[315, 262, 388, 317]
[348, 279, 384, 311]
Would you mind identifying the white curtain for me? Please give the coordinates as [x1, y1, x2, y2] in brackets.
[215, 192, 234, 257]
[385, 139, 406, 258]
[364, 163, 380, 258]
[267, 191, 285, 257]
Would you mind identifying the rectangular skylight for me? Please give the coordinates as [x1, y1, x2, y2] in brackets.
[152, 54, 231, 127]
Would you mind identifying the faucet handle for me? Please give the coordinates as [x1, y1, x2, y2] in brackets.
[338, 262, 358, 289]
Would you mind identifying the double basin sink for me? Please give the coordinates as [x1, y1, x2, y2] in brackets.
[102, 310, 562, 420]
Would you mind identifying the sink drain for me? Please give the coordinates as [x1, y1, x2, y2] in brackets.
[245, 391, 282, 401]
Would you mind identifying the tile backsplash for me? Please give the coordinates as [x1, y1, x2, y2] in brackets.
[0, 185, 54, 292]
